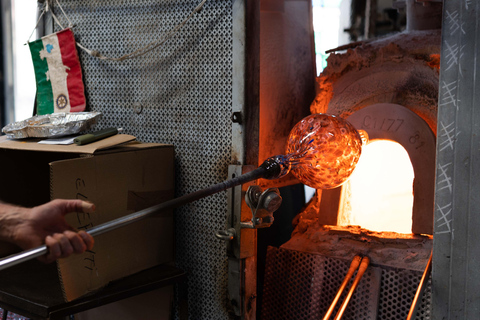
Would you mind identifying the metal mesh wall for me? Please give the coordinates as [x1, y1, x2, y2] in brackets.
[261, 247, 432, 320]
[51, 1, 235, 319]
[377, 268, 431, 320]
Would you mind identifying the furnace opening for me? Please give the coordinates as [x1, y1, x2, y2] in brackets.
[337, 140, 414, 234]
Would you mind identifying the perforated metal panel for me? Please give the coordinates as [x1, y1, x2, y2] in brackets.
[262, 247, 432, 320]
[377, 269, 431, 319]
[51, 1, 236, 319]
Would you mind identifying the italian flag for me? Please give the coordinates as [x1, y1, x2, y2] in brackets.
[29, 28, 86, 115]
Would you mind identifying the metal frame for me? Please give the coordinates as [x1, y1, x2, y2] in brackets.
[232, 0, 246, 165]
[432, 0, 480, 318]
[226, 165, 257, 319]
[1, 0, 15, 127]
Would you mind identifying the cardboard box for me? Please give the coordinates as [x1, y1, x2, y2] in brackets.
[0, 135, 175, 302]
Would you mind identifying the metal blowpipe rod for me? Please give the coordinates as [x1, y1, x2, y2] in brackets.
[406, 252, 433, 320]
[333, 256, 370, 320]
[0, 159, 283, 271]
[322, 255, 362, 320]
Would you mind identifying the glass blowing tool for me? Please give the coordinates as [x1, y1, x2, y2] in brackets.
[0, 114, 368, 270]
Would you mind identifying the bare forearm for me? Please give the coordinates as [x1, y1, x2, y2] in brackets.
[0, 203, 28, 244]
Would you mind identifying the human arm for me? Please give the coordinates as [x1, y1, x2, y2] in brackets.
[0, 199, 95, 263]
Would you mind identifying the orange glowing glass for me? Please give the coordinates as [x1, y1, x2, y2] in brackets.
[267, 114, 368, 189]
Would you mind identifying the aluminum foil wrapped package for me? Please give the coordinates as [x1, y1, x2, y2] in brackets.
[2, 112, 102, 139]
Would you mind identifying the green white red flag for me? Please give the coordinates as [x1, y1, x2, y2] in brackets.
[29, 28, 86, 115]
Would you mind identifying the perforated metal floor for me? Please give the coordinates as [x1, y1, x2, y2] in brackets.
[52, 1, 234, 319]
[262, 247, 432, 320]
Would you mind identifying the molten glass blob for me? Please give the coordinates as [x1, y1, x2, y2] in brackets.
[268, 114, 368, 189]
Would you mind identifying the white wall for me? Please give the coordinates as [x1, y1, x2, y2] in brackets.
[11, 0, 37, 121]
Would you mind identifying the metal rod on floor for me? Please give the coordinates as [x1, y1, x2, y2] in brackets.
[322, 255, 362, 320]
[406, 252, 433, 320]
[0, 159, 284, 271]
[333, 256, 370, 320]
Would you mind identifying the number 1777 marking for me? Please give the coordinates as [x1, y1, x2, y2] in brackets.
[362, 116, 404, 132]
